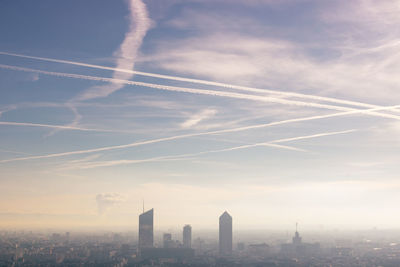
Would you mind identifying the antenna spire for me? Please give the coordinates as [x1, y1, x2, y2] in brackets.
[142, 199, 144, 213]
[296, 222, 298, 232]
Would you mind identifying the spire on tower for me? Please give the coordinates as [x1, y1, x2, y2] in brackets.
[293, 222, 302, 245]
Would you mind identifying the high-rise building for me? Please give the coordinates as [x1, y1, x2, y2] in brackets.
[183, 225, 192, 248]
[219, 211, 232, 255]
[139, 209, 154, 249]
[292, 222, 302, 245]
[163, 233, 173, 248]
[281, 223, 320, 256]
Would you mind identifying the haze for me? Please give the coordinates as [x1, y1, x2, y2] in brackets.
[0, 0, 400, 231]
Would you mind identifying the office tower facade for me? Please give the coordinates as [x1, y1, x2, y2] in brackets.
[139, 209, 154, 249]
[183, 225, 192, 248]
[219, 211, 232, 255]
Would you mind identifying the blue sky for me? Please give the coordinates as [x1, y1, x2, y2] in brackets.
[1, 0, 400, 230]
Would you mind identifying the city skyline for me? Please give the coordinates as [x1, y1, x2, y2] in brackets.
[1, 0, 400, 230]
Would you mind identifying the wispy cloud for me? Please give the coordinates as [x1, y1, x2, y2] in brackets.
[76, 0, 151, 101]
[25, 0, 151, 137]
[96, 193, 126, 215]
[144, 10, 400, 103]
[30, 73, 39, 81]
[320, 0, 400, 33]
[45, 103, 83, 137]
[0, 106, 18, 119]
[261, 143, 308, 152]
[180, 108, 217, 129]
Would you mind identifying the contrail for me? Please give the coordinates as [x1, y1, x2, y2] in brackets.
[45, 103, 82, 137]
[60, 155, 193, 170]
[0, 148, 30, 155]
[1, 64, 400, 120]
[0, 121, 139, 133]
[259, 143, 308, 152]
[62, 129, 355, 169]
[59, 143, 308, 170]
[195, 136, 308, 153]
[175, 130, 356, 155]
[0, 102, 143, 133]
[0, 51, 396, 111]
[1, 104, 399, 164]
[47, 0, 150, 136]
[76, 0, 151, 101]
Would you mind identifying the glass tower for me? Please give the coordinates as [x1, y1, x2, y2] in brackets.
[139, 209, 154, 249]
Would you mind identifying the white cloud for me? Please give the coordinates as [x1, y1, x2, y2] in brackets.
[77, 0, 151, 101]
[141, 4, 400, 104]
[149, 34, 399, 103]
[320, 0, 400, 32]
[30, 73, 39, 81]
[180, 109, 217, 129]
[96, 193, 126, 215]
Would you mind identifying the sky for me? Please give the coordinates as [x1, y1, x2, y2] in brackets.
[0, 0, 400, 231]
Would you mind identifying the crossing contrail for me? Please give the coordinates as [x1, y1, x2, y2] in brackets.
[0, 51, 397, 111]
[59, 143, 309, 170]
[1, 104, 399, 164]
[1, 63, 399, 120]
[61, 129, 355, 169]
[174, 129, 356, 156]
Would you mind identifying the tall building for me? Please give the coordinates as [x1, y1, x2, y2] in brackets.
[292, 222, 302, 245]
[139, 209, 153, 249]
[281, 223, 320, 256]
[219, 211, 232, 255]
[183, 225, 192, 248]
[163, 233, 173, 248]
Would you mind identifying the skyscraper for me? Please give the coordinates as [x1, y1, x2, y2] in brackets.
[292, 222, 302, 245]
[219, 211, 232, 255]
[183, 224, 192, 248]
[139, 209, 153, 249]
